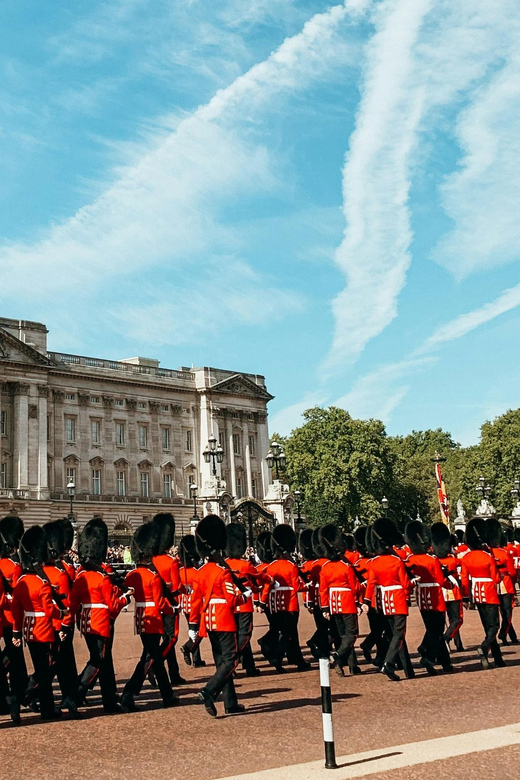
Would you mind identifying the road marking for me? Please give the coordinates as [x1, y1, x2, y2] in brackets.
[217, 722, 520, 779]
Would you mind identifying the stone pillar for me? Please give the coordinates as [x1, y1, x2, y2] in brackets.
[199, 395, 213, 494]
[102, 396, 114, 496]
[12, 382, 30, 490]
[226, 415, 237, 498]
[52, 389, 64, 490]
[243, 422, 253, 497]
[257, 413, 271, 499]
[37, 385, 49, 498]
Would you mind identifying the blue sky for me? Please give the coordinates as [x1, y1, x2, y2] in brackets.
[1, 0, 519, 446]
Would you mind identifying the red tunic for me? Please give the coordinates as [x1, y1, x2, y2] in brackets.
[460, 550, 500, 604]
[439, 555, 462, 601]
[64, 569, 127, 637]
[0, 576, 7, 638]
[319, 559, 360, 614]
[300, 557, 327, 609]
[407, 553, 447, 612]
[365, 555, 411, 616]
[43, 564, 72, 631]
[179, 566, 199, 616]
[12, 573, 61, 643]
[61, 559, 76, 582]
[190, 562, 243, 634]
[125, 566, 173, 634]
[0, 558, 22, 626]
[261, 558, 306, 613]
[492, 547, 516, 596]
[344, 550, 361, 566]
[153, 554, 181, 595]
[225, 558, 259, 614]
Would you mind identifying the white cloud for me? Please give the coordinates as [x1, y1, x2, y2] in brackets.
[418, 282, 520, 354]
[335, 357, 436, 423]
[268, 390, 329, 436]
[323, 0, 520, 374]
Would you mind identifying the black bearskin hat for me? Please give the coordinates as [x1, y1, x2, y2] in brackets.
[179, 534, 198, 567]
[272, 524, 296, 555]
[152, 512, 175, 554]
[405, 520, 431, 555]
[371, 518, 400, 555]
[19, 526, 48, 571]
[0, 515, 24, 555]
[312, 527, 325, 559]
[256, 531, 274, 564]
[60, 518, 74, 551]
[354, 526, 368, 557]
[196, 514, 227, 558]
[431, 522, 451, 559]
[226, 523, 247, 559]
[465, 517, 487, 550]
[485, 517, 503, 548]
[504, 525, 514, 544]
[318, 524, 346, 561]
[455, 529, 465, 544]
[298, 528, 314, 561]
[343, 533, 355, 552]
[43, 520, 65, 561]
[79, 518, 108, 565]
[131, 522, 160, 562]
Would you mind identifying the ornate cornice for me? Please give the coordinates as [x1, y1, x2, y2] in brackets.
[102, 395, 114, 408]
[0, 326, 55, 367]
[78, 392, 90, 406]
[37, 385, 49, 398]
[12, 382, 31, 396]
[52, 389, 64, 403]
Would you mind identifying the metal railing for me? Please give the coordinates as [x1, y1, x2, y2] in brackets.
[48, 352, 195, 382]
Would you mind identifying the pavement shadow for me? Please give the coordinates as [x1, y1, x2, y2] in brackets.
[247, 692, 360, 715]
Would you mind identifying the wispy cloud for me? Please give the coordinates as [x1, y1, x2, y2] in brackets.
[0, 1, 362, 343]
[269, 390, 329, 435]
[335, 357, 436, 423]
[418, 283, 520, 354]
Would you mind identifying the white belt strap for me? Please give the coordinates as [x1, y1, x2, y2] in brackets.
[135, 602, 155, 608]
[82, 603, 109, 609]
[418, 582, 440, 588]
[275, 586, 293, 591]
[209, 598, 227, 604]
[330, 587, 351, 592]
[471, 578, 492, 584]
[378, 585, 403, 592]
[24, 611, 45, 618]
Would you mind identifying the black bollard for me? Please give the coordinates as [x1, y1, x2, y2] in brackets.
[319, 657, 338, 769]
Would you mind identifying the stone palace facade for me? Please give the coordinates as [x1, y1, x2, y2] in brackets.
[0, 317, 287, 540]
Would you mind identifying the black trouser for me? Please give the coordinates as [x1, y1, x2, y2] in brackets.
[123, 633, 173, 705]
[477, 603, 503, 662]
[53, 630, 79, 703]
[160, 614, 181, 683]
[333, 613, 359, 669]
[270, 611, 305, 667]
[2, 625, 28, 707]
[204, 631, 238, 709]
[360, 607, 390, 664]
[444, 600, 464, 650]
[77, 634, 118, 711]
[183, 614, 203, 664]
[498, 594, 518, 642]
[28, 642, 55, 718]
[382, 614, 407, 671]
[308, 606, 333, 658]
[235, 612, 256, 672]
[421, 610, 451, 668]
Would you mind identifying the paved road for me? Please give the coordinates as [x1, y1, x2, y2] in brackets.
[1, 605, 520, 780]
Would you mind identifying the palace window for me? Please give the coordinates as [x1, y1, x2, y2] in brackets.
[163, 474, 172, 499]
[161, 404, 169, 412]
[65, 393, 75, 401]
[138, 402, 146, 410]
[65, 417, 76, 443]
[233, 434, 241, 455]
[91, 396, 100, 404]
[114, 399, 124, 407]
[91, 419, 101, 445]
[115, 422, 125, 446]
[92, 469, 101, 495]
[66, 467, 76, 485]
[248, 435, 256, 456]
[0, 410, 6, 436]
[116, 471, 126, 497]
[236, 477, 243, 499]
[0, 463, 7, 488]
[185, 430, 192, 452]
[161, 427, 170, 451]
[138, 425, 148, 448]
[252, 478, 257, 498]
[140, 472, 149, 498]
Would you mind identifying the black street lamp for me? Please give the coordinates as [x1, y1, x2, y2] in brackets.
[511, 478, 520, 508]
[475, 475, 492, 504]
[190, 483, 199, 523]
[266, 440, 286, 480]
[203, 433, 224, 477]
[381, 496, 390, 516]
[294, 489, 304, 532]
[67, 479, 75, 520]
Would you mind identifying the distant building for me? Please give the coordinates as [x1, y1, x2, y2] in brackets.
[0, 317, 278, 540]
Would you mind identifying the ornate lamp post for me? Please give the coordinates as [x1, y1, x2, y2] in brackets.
[203, 433, 224, 477]
[381, 496, 390, 517]
[190, 483, 199, 524]
[67, 479, 75, 520]
[266, 441, 286, 481]
[510, 478, 520, 528]
[475, 475, 495, 516]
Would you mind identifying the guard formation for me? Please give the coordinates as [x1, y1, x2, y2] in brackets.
[0, 510, 519, 725]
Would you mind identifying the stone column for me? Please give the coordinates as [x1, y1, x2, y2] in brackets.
[243, 421, 253, 497]
[52, 389, 64, 490]
[102, 396, 114, 496]
[12, 382, 30, 490]
[226, 414, 237, 498]
[199, 395, 213, 494]
[37, 385, 49, 498]
[256, 413, 271, 499]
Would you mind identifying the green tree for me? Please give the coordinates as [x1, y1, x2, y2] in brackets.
[284, 407, 396, 528]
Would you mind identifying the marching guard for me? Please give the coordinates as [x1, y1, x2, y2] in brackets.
[431, 522, 464, 652]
